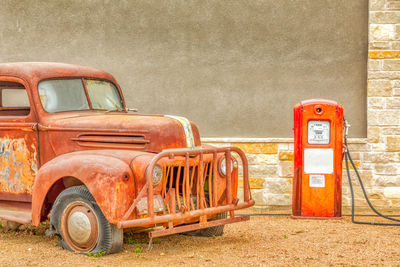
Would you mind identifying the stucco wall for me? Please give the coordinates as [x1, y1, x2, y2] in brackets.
[0, 0, 367, 137]
[205, 0, 400, 210]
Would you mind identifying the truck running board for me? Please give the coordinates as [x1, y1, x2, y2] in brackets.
[0, 201, 32, 224]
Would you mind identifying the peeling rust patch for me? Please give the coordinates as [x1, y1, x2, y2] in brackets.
[0, 137, 37, 194]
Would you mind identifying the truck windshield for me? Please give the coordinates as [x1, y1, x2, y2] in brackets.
[38, 78, 123, 113]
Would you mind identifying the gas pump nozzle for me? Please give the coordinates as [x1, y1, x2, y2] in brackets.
[344, 119, 351, 138]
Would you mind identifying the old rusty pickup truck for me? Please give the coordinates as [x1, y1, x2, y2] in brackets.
[0, 62, 254, 254]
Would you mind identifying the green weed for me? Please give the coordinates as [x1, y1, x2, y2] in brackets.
[133, 247, 142, 253]
[88, 250, 106, 257]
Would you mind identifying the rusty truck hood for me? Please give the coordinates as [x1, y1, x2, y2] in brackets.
[41, 113, 201, 155]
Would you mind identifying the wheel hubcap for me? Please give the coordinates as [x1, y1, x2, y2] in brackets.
[67, 211, 92, 244]
[61, 202, 99, 252]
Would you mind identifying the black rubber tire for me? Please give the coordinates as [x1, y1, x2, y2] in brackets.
[183, 212, 227, 237]
[50, 185, 123, 255]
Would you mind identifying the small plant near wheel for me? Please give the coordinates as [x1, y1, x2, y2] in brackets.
[88, 250, 106, 258]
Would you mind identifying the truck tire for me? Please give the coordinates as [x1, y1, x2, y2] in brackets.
[184, 212, 227, 237]
[50, 185, 123, 255]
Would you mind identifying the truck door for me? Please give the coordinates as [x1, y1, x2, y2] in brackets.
[0, 78, 39, 202]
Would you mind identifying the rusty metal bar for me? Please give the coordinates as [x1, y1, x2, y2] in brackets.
[189, 165, 196, 189]
[225, 150, 234, 218]
[198, 152, 205, 210]
[225, 150, 232, 205]
[203, 161, 209, 183]
[169, 165, 174, 190]
[212, 152, 218, 207]
[202, 162, 209, 207]
[182, 164, 187, 209]
[230, 147, 251, 202]
[175, 166, 182, 210]
[147, 167, 154, 219]
[118, 200, 254, 228]
[184, 153, 190, 210]
[196, 165, 200, 210]
[161, 166, 170, 199]
[122, 184, 148, 221]
[189, 165, 196, 210]
[153, 147, 239, 162]
[149, 215, 250, 238]
[207, 162, 213, 207]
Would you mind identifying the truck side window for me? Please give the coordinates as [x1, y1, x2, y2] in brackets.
[0, 81, 30, 116]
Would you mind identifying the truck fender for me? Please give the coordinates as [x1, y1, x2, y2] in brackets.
[31, 152, 135, 226]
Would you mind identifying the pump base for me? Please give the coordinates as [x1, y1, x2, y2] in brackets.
[291, 215, 342, 220]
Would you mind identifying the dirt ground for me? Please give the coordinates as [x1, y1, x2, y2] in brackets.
[0, 214, 399, 266]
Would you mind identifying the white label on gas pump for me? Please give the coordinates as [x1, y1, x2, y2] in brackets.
[309, 174, 325, 188]
[304, 148, 334, 174]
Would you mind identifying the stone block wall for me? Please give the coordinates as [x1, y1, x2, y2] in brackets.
[367, 0, 400, 207]
[202, 0, 400, 211]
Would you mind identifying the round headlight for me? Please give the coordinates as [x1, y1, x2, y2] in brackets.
[219, 158, 238, 176]
[152, 165, 163, 186]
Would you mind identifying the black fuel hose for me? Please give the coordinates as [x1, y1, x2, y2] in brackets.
[344, 133, 400, 226]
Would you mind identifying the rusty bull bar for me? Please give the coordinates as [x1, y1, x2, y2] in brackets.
[118, 147, 254, 234]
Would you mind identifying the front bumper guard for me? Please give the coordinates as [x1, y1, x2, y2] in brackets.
[117, 146, 254, 234]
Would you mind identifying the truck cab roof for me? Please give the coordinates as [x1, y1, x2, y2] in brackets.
[0, 62, 116, 83]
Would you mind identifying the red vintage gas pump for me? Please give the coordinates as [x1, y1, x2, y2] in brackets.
[292, 99, 343, 218]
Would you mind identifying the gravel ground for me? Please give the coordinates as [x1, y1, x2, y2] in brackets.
[0, 215, 399, 266]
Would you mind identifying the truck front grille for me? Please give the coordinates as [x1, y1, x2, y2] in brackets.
[160, 160, 217, 214]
